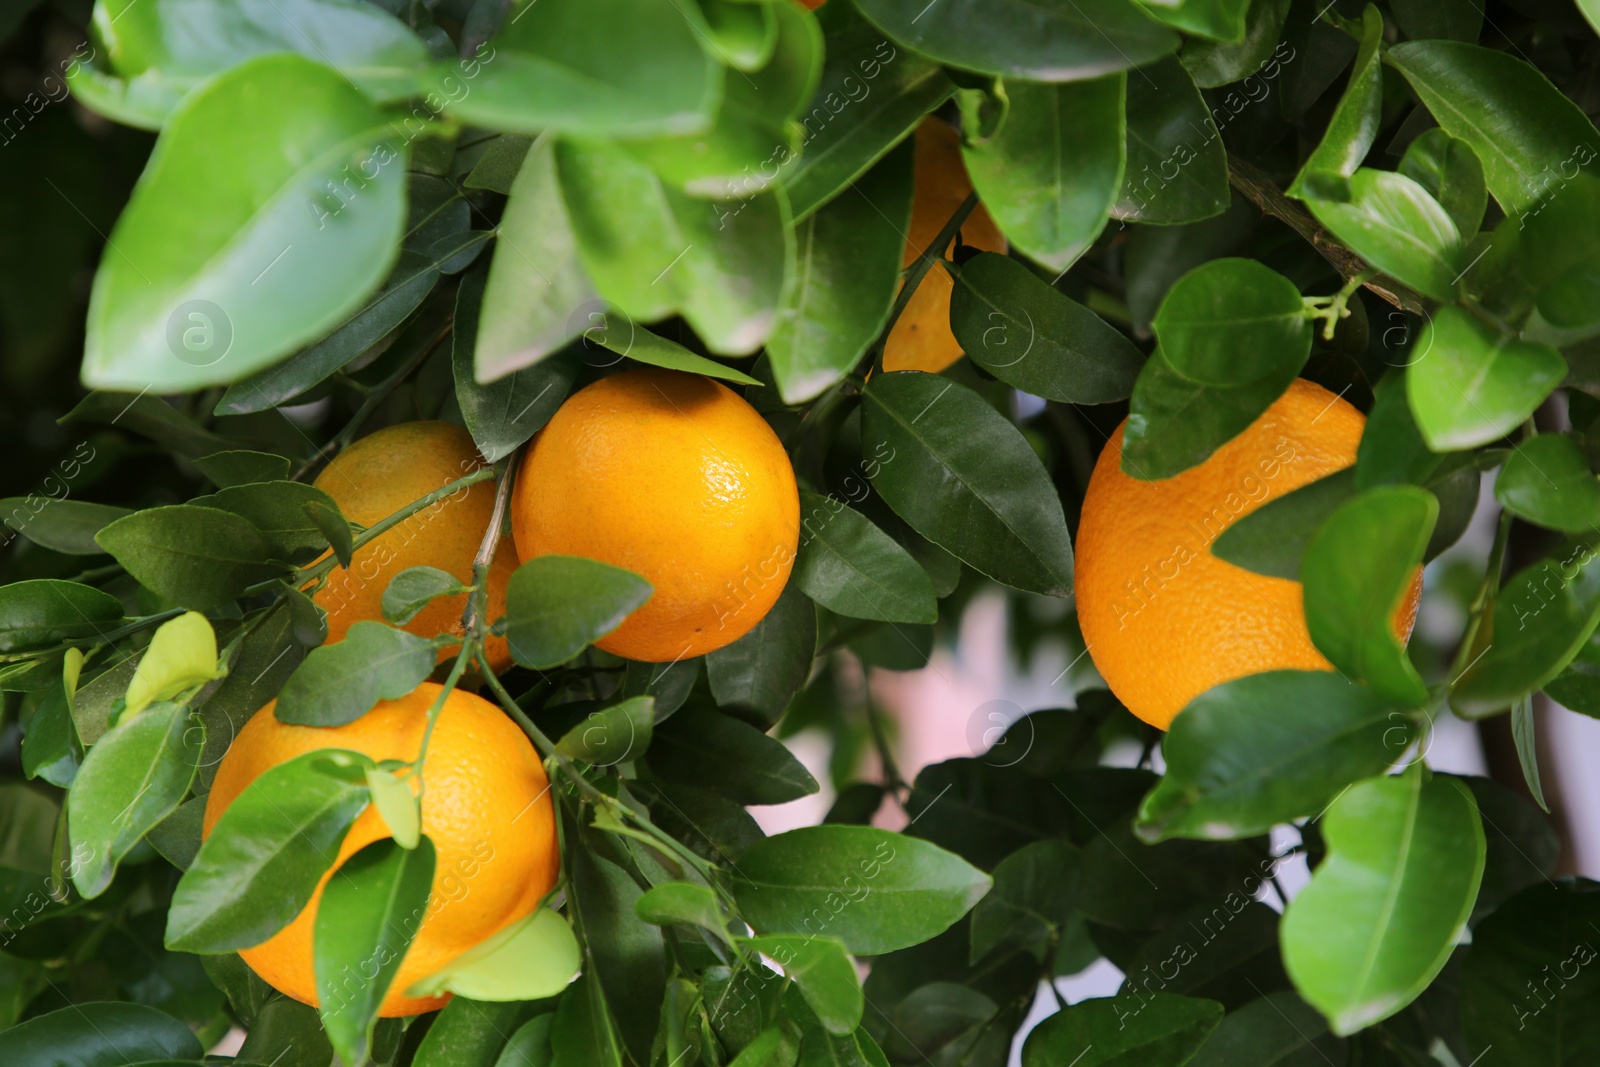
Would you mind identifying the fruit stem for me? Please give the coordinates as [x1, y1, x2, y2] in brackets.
[461, 455, 516, 641]
[1444, 505, 1514, 700]
[869, 192, 981, 371]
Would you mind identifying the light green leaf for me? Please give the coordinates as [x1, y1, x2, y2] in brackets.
[1406, 306, 1565, 451]
[124, 611, 224, 718]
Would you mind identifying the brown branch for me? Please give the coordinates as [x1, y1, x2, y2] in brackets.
[1227, 153, 1430, 316]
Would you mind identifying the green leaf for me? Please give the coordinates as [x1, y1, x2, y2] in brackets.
[1152, 259, 1310, 387]
[794, 492, 935, 625]
[854, 0, 1176, 81]
[192, 481, 343, 564]
[1398, 129, 1487, 239]
[1180, 0, 1289, 88]
[415, 997, 542, 1067]
[780, 5, 953, 220]
[366, 766, 420, 850]
[1211, 469, 1357, 581]
[23, 675, 80, 788]
[769, 143, 912, 404]
[963, 75, 1127, 272]
[1461, 879, 1600, 1066]
[438, 0, 718, 138]
[1114, 56, 1228, 224]
[702, 0, 778, 72]
[0, 1001, 203, 1066]
[1388, 41, 1600, 217]
[1511, 696, 1549, 812]
[503, 556, 652, 670]
[1496, 434, 1600, 532]
[1515, 172, 1600, 330]
[730, 825, 991, 954]
[968, 838, 1079, 962]
[1454, 539, 1600, 718]
[1289, 5, 1383, 194]
[67, 701, 202, 898]
[1185, 992, 1342, 1067]
[705, 582, 818, 722]
[1136, 671, 1414, 842]
[1355, 377, 1441, 490]
[1137, 0, 1251, 40]
[1388, 0, 1481, 42]
[586, 317, 762, 386]
[636, 881, 726, 933]
[96, 504, 284, 610]
[1302, 486, 1435, 706]
[569, 843, 666, 1065]
[650, 706, 818, 806]
[554, 696, 655, 767]
[1407, 306, 1566, 451]
[381, 565, 465, 626]
[124, 611, 224, 717]
[494, 1015, 555, 1067]
[558, 139, 793, 356]
[747, 935, 861, 1035]
[472, 135, 596, 383]
[0, 580, 123, 653]
[453, 262, 581, 458]
[75, 0, 428, 126]
[1281, 771, 1485, 1035]
[0, 498, 130, 556]
[862, 371, 1074, 597]
[551, 976, 624, 1067]
[273, 621, 436, 728]
[81, 54, 406, 393]
[194, 449, 291, 488]
[194, 603, 305, 776]
[1020, 993, 1222, 1067]
[316, 837, 435, 1066]
[166, 748, 372, 953]
[948, 252, 1143, 404]
[409, 907, 580, 1002]
[1120, 346, 1300, 480]
[1304, 169, 1463, 302]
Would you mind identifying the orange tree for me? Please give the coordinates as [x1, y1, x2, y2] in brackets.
[0, 0, 1598, 1064]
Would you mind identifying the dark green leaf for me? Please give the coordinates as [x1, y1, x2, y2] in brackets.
[68, 702, 202, 897]
[503, 556, 652, 670]
[1140, 0, 1250, 40]
[1466, 775, 1560, 923]
[81, 55, 406, 393]
[747, 935, 861, 1035]
[1212, 469, 1357, 581]
[730, 825, 991, 954]
[1021, 993, 1222, 1067]
[273, 621, 436, 727]
[862, 371, 1074, 597]
[1496, 433, 1600, 532]
[1281, 771, 1485, 1035]
[963, 75, 1127, 272]
[316, 837, 435, 1066]
[1355, 376, 1441, 489]
[382, 566, 465, 626]
[705, 582, 818, 722]
[1119, 900, 1288, 1010]
[1153, 258, 1310, 386]
[0, 580, 123, 653]
[1388, 0, 1481, 41]
[586, 317, 762, 385]
[1115, 56, 1228, 224]
[635, 881, 726, 933]
[794, 492, 935, 625]
[1186, 992, 1344, 1067]
[1136, 671, 1413, 842]
[1407, 306, 1565, 451]
[1398, 129, 1488, 239]
[414, 997, 541, 1067]
[1511, 696, 1549, 812]
[0, 1001, 202, 1066]
[769, 143, 912, 404]
[194, 450, 291, 488]
[854, 0, 1176, 81]
[147, 795, 206, 872]
[1289, 5, 1382, 193]
[550, 976, 624, 1067]
[61, 393, 233, 458]
[464, 134, 535, 195]
[651, 706, 818, 806]
[949, 252, 1143, 404]
[968, 838, 1079, 962]
[555, 696, 655, 767]
[96, 505, 284, 610]
[166, 749, 372, 953]
[0, 498, 130, 555]
[1305, 169, 1463, 302]
[1515, 172, 1600, 330]
[1302, 486, 1435, 706]
[1181, 0, 1289, 88]
[192, 481, 341, 564]
[569, 843, 667, 1066]
[196, 603, 305, 783]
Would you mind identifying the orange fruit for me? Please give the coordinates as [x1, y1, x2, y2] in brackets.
[1075, 379, 1423, 730]
[313, 421, 517, 671]
[511, 368, 800, 662]
[202, 683, 558, 1017]
[883, 118, 1008, 374]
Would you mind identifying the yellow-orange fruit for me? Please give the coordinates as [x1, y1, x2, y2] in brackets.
[312, 421, 516, 670]
[883, 118, 1008, 374]
[202, 684, 558, 1016]
[511, 368, 800, 662]
[1075, 379, 1423, 730]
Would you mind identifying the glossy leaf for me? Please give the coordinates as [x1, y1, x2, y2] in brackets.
[503, 556, 652, 670]
[1020, 993, 1222, 1067]
[1181, 0, 1289, 88]
[584, 317, 761, 385]
[1115, 56, 1228, 224]
[568, 843, 666, 1065]
[1398, 128, 1488, 239]
[1511, 696, 1549, 812]
[635, 882, 726, 934]
[1137, 671, 1412, 842]
[123, 611, 222, 718]
[1289, 5, 1382, 193]
[81, 55, 406, 393]
[366, 766, 420, 850]
[0, 498, 130, 556]
[854, 0, 1177, 82]
[0, 1001, 203, 1066]
[861, 371, 1074, 597]
[1186, 992, 1343, 1067]
[166, 749, 372, 953]
[1407, 306, 1565, 451]
[650, 706, 818, 806]
[1281, 771, 1485, 1035]
[705, 582, 817, 723]
[273, 621, 436, 728]
[1153, 258, 1310, 387]
[1515, 172, 1600, 331]
[968, 838, 1079, 962]
[748, 935, 861, 1035]
[381, 566, 465, 626]
[963, 75, 1126, 272]
[194, 480, 343, 564]
[68, 701, 202, 898]
[316, 837, 435, 1065]
[730, 825, 991, 954]
[0, 580, 123, 653]
[96, 505, 284, 610]
[409, 908, 580, 1002]
[1211, 469, 1357, 581]
[554, 696, 655, 767]
[794, 492, 935, 624]
[1302, 486, 1435, 706]
[415, 997, 543, 1067]
[1305, 169, 1463, 302]
[1496, 434, 1600, 533]
[949, 252, 1143, 404]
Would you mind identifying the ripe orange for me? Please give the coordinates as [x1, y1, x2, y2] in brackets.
[511, 368, 800, 662]
[312, 421, 517, 671]
[883, 118, 1008, 374]
[203, 683, 558, 1017]
[1075, 379, 1422, 730]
